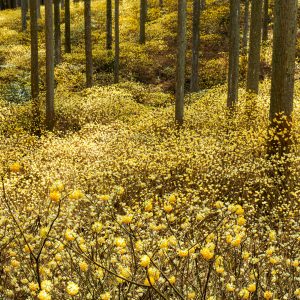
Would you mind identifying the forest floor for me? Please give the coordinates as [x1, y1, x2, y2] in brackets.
[1, 3, 300, 300]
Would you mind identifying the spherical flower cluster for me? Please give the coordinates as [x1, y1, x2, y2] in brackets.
[66, 281, 79, 296]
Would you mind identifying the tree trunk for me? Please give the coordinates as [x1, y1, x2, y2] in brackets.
[114, 0, 119, 83]
[242, 0, 249, 54]
[30, 0, 40, 135]
[61, 0, 64, 9]
[268, 0, 298, 157]
[262, 0, 269, 42]
[21, 0, 27, 31]
[175, 0, 187, 125]
[37, 0, 40, 18]
[227, 0, 240, 108]
[246, 0, 262, 93]
[65, 0, 71, 53]
[54, 0, 61, 65]
[139, 0, 147, 44]
[190, 0, 201, 92]
[45, 0, 55, 131]
[106, 0, 112, 50]
[84, 0, 93, 87]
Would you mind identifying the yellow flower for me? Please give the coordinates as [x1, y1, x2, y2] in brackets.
[95, 268, 104, 279]
[28, 282, 39, 291]
[11, 259, 20, 268]
[163, 203, 173, 213]
[239, 288, 250, 299]
[50, 181, 64, 192]
[226, 283, 235, 292]
[69, 190, 84, 200]
[144, 200, 153, 211]
[65, 229, 76, 241]
[159, 239, 169, 249]
[120, 215, 133, 224]
[115, 237, 126, 248]
[235, 205, 244, 215]
[214, 201, 224, 209]
[148, 267, 160, 280]
[98, 194, 110, 201]
[49, 191, 61, 202]
[79, 261, 89, 272]
[242, 251, 250, 260]
[237, 216, 246, 226]
[135, 240, 143, 251]
[100, 292, 111, 300]
[168, 275, 176, 284]
[231, 235, 242, 247]
[168, 193, 176, 204]
[9, 162, 21, 173]
[200, 247, 214, 260]
[263, 291, 273, 299]
[92, 222, 103, 233]
[187, 292, 196, 299]
[269, 230, 276, 241]
[66, 281, 79, 296]
[294, 289, 300, 297]
[178, 249, 189, 257]
[266, 247, 275, 256]
[140, 255, 151, 267]
[144, 276, 156, 286]
[292, 260, 299, 267]
[247, 283, 256, 292]
[37, 290, 51, 300]
[41, 280, 53, 292]
[216, 267, 224, 274]
[40, 227, 49, 238]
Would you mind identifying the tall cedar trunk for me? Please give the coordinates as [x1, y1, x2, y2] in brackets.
[21, 0, 27, 31]
[139, 0, 147, 44]
[106, 0, 112, 50]
[246, 0, 262, 93]
[227, 0, 240, 108]
[45, 0, 55, 131]
[114, 0, 119, 83]
[262, 0, 269, 41]
[242, 0, 249, 54]
[268, 0, 298, 157]
[175, 0, 187, 125]
[190, 0, 201, 92]
[30, 0, 40, 135]
[65, 0, 71, 52]
[84, 0, 93, 87]
[54, 0, 61, 65]
[37, 0, 40, 18]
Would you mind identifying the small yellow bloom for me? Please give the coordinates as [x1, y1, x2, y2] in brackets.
[235, 205, 244, 215]
[120, 215, 133, 224]
[115, 237, 126, 248]
[237, 216, 246, 226]
[164, 203, 173, 213]
[65, 229, 76, 241]
[239, 288, 250, 299]
[69, 190, 84, 200]
[28, 282, 39, 291]
[144, 276, 156, 286]
[79, 261, 89, 272]
[9, 162, 21, 173]
[168, 194, 176, 204]
[263, 291, 273, 299]
[144, 200, 153, 211]
[168, 275, 176, 284]
[177, 249, 189, 257]
[159, 239, 169, 249]
[92, 222, 103, 233]
[98, 194, 110, 201]
[140, 255, 151, 267]
[187, 291, 196, 299]
[41, 280, 53, 293]
[11, 259, 20, 268]
[247, 283, 256, 293]
[66, 281, 79, 296]
[100, 292, 111, 300]
[226, 283, 235, 292]
[49, 191, 61, 202]
[200, 247, 214, 260]
[37, 290, 51, 300]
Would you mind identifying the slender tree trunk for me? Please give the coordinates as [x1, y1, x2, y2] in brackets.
[268, 0, 298, 157]
[45, 0, 55, 131]
[106, 0, 112, 50]
[139, 0, 147, 44]
[242, 0, 249, 54]
[84, 0, 93, 87]
[54, 0, 61, 65]
[61, 0, 64, 9]
[262, 0, 269, 42]
[30, 0, 40, 135]
[21, 0, 27, 31]
[175, 0, 187, 125]
[65, 0, 71, 53]
[190, 0, 201, 92]
[227, 0, 240, 108]
[246, 0, 263, 93]
[114, 0, 119, 83]
[37, 0, 40, 18]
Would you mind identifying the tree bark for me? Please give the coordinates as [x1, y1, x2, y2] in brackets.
[21, 0, 27, 31]
[114, 0, 119, 83]
[106, 0, 112, 50]
[227, 0, 240, 109]
[84, 0, 93, 87]
[30, 0, 40, 135]
[242, 0, 249, 54]
[246, 0, 263, 93]
[54, 0, 61, 65]
[45, 0, 55, 131]
[262, 0, 269, 42]
[139, 0, 147, 44]
[268, 0, 298, 157]
[190, 0, 201, 92]
[175, 0, 187, 125]
[64, 0, 71, 53]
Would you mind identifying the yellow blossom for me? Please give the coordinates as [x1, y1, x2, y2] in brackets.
[120, 215, 133, 224]
[163, 203, 173, 213]
[178, 249, 189, 257]
[263, 291, 273, 299]
[66, 281, 79, 296]
[41, 280, 53, 293]
[200, 247, 214, 260]
[92, 222, 103, 233]
[28, 282, 39, 291]
[69, 190, 84, 200]
[115, 237, 127, 248]
[247, 283, 256, 292]
[79, 261, 89, 272]
[140, 255, 151, 267]
[100, 292, 111, 300]
[9, 162, 21, 173]
[37, 290, 51, 300]
[65, 229, 76, 241]
[49, 190, 61, 202]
